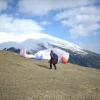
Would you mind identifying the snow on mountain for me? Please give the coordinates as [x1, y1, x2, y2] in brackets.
[0, 32, 88, 55]
[36, 38, 88, 55]
[16, 38, 46, 52]
[0, 32, 100, 69]
[0, 32, 20, 43]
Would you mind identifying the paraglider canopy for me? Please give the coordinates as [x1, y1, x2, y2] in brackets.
[19, 47, 69, 64]
[20, 47, 36, 58]
[34, 48, 69, 64]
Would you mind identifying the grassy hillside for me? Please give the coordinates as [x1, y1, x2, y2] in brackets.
[0, 50, 100, 100]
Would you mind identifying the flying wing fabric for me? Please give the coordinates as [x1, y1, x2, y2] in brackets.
[34, 48, 69, 64]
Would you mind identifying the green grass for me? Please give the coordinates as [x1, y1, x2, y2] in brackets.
[0, 50, 100, 100]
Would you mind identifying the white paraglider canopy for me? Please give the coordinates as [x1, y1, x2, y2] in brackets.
[20, 47, 69, 64]
[34, 48, 69, 64]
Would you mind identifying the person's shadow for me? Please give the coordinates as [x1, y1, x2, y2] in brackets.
[37, 64, 49, 69]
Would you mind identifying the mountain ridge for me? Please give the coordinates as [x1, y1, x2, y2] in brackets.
[0, 33, 100, 69]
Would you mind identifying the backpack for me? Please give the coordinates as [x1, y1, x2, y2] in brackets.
[52, 53, 58, 64]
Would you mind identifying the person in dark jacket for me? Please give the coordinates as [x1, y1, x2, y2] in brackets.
[49, 50, 57, 70]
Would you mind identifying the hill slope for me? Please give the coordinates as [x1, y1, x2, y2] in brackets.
[1, 38, 100, 69]
[0, 50, 100, 100]
[1, 32, 100, 69]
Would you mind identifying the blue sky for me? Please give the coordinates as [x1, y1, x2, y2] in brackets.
[0, 0, 100, 54]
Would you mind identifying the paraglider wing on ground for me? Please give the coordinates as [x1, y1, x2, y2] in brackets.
[33, 48, 69, 64]
[20, 47, 69, 64]
[20, 47, 36, 58]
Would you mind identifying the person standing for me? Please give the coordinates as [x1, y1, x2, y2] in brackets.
[49, 50, 58, 70]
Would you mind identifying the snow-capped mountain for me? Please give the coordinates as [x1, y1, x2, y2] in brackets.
[0, 32, 100, 69]
[0, 32, 87, 54]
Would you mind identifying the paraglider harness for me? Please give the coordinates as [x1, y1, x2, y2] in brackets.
[52, 53, 58, 64]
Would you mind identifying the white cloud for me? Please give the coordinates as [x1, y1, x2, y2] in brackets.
[55, 6, 100, 38]
[17, 0, 96, 16]
[61, 14, 100, 27]
[0, 0, 13, 12]
[0, 14, 44, 34]
[93, 32, 99, 35]
[54, 6, 100, 20]
[69, 24, 100, 38]
[40, 21, 51, 26]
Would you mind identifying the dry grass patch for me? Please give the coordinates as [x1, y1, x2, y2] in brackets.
[0, 50, 100, 100]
